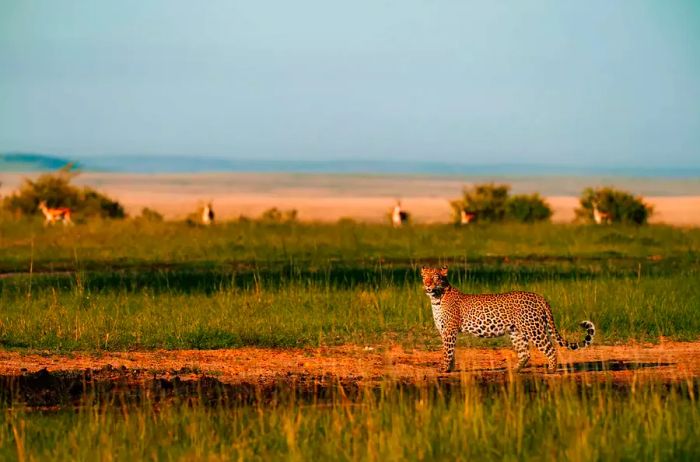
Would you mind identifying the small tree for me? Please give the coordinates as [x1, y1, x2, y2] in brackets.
[505, 193, 552, 223]
[450, 183, 510, 223]
[576, 187, 652, 225]
[2, 164, 125, 219]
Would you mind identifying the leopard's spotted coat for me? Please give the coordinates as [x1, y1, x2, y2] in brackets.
[421, 266, 595, 373]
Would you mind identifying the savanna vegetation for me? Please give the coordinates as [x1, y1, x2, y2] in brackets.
[1, 178, 699, 461]
[576, 186, 654, 225]
[2, 165, 125, 220]
[450, 183, 553, 223]
[1, 219, 698, 350]
[2, 378, 698, 461]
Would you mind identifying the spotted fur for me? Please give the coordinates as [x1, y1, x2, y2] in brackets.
[421, 266, 595, 373]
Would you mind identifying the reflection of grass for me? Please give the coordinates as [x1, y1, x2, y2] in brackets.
[2, 378, 699, 460]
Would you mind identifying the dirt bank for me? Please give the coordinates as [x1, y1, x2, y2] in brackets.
[1, 341, 698, 386]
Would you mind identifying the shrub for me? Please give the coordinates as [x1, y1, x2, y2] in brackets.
[81, 188, 126, 219]
[2, 165, 125, 219]
[450, 183, 510, 223]
[505, 193, 553, 223]
[450, 184, 551, 223]
[576, 187, 653, 225]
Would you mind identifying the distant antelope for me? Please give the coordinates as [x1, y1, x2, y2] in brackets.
[592, 202, 611, 225]
[392, 201, 409, 228]
[460, 210, 477, 225]
[202, 202, 215, 225]
[38, 200, 72, 225]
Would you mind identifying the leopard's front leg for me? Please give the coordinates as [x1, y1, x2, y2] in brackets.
[440, 327, 458, 373]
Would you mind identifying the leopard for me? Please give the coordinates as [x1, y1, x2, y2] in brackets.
[421, 266, 595, 373]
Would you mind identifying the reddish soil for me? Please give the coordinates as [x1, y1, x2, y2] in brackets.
[2, 341, 698, 386]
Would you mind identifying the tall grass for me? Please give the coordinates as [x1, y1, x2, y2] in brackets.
[1, 220, 698, 350]
[1, 218, 699, 461]
[1, 378, 698, 461]
[1, 271, 698, 351]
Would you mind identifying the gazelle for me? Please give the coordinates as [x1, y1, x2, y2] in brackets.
[38, 201, 72, 225]
[392, 201, 409, 228]
[202, 202, 215, 225]
[460, 210, 477, 225]
[592, 202, 611, 225]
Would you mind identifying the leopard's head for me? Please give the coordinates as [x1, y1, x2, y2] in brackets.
[420, 266, 449, 297]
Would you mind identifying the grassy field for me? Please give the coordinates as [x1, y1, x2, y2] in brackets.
[1, 271, 699, 351]
[1, 219, 699, 350]
[1, 219, 700, 460]
[1, 219, 699, 271]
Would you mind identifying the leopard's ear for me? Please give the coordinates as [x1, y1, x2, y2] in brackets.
[420, 266, 428, 275]
[439, 266, 448, 277]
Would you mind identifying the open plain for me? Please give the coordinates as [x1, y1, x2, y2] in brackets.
[1, 196, 700, 460]
[2, 172, 700, 225]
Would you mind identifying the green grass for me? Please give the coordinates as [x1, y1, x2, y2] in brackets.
[1, 220, 699, 351]
[0, 263, 698, 351]
[2, 378, 698, 461]
[1, 219, 699, 273]
[2, 219, 700, 461]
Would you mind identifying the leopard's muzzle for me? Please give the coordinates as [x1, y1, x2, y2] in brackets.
[425, 286, 444, 296]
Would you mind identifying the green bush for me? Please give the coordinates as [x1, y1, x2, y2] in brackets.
[450, 183, 510, 223]
[2, 165, 125, 219]
[505, 193, 553, 223]
[450, 184, 552, 223]
[576, 187, 653, 225]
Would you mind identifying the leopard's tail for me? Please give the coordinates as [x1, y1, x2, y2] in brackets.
[544, 305, 595, 351]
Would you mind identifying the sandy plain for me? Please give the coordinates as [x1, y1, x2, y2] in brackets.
[1, 172, 698, 225]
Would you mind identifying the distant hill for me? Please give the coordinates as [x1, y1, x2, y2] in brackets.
[0, 153, 78, 172]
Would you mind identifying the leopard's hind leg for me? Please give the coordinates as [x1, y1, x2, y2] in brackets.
[508, 326, 530, 372]
[533, 334, 557, 373]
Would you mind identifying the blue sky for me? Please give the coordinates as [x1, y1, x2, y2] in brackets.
[1, 1, 699, 167]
